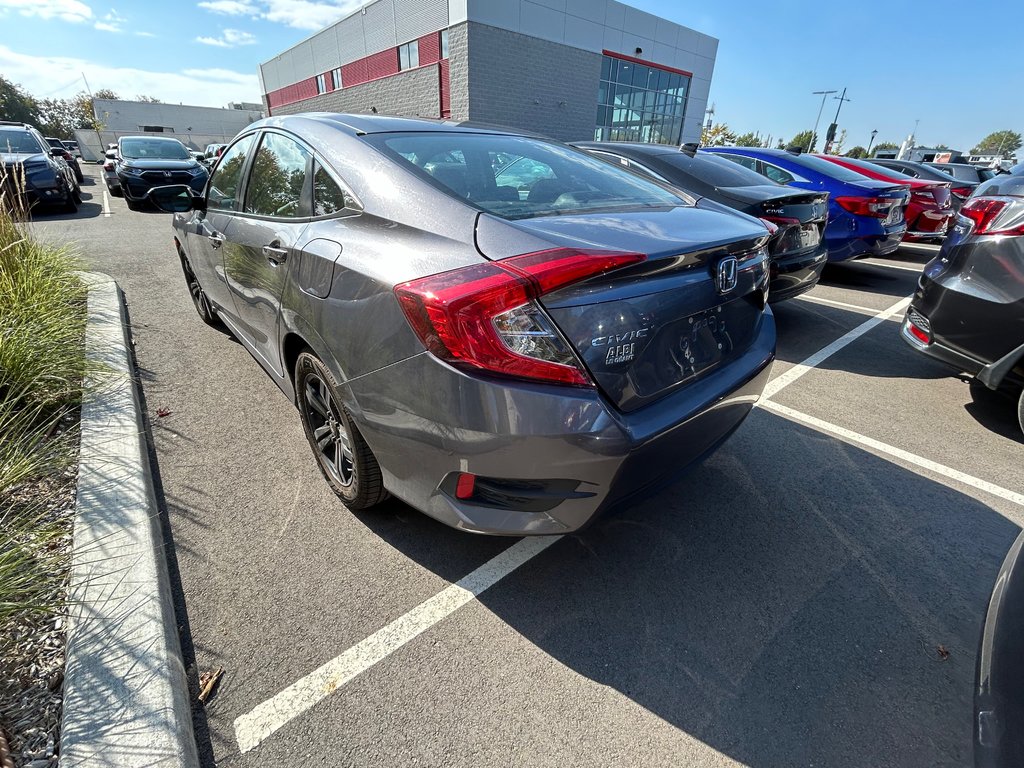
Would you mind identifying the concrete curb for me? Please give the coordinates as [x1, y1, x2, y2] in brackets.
[60, 273, 199, 767]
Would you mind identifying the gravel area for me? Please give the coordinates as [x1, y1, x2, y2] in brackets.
[0, 466, 77, 768]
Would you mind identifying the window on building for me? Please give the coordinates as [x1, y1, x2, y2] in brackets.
[399, 40, 419, 71]
[245, 132, 311, 218]
[331, 67, 342, 90]
[316, 73, 327, 94]
[594, 54, 690, 145]
[440, 29, 449, 58]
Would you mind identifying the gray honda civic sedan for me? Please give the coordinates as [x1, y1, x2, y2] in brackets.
[150, 113, 776, 535]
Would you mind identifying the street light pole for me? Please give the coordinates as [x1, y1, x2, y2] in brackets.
[823, 87, 850, 153]
[810, 89, 837, 152]
[868, 129, 878, 155]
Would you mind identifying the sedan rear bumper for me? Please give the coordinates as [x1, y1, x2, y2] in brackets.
[768, 242, 828, 303]
[346, 312, 776, 535]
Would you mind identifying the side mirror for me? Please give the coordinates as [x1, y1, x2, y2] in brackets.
[148, 185, 204, 213]
[50, 147, 65, 157]
[105, 149, 116, 159]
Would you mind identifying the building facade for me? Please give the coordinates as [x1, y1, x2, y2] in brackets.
[259, 0, 718, 145]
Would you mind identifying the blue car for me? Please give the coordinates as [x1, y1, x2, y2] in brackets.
[705, 147, 910, 262]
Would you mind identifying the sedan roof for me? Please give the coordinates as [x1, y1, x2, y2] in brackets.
[259, 113, 535, 138]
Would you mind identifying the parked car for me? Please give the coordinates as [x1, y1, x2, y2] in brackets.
[202, 143, 227, 167]
[816, 154, 954, 240]
[61, 140, 81, 159]
[0, 121, 80, 213]
[901, 172, 1024, 434]
[45, 137, 84, 183]
[113, 136, 208, 210]
[870, 158, 978, 209]
[573, 141, 828, 302]
[706, 147, 910, 262]
[1008, 161, 1024, 176]
[926, 162, 999, 185]
[101, 150, 120, 195]
[149, 114, 777, 535]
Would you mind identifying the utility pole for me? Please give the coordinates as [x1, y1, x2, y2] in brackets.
[809, 90, 836, 152]
[823, 87, 850, 154]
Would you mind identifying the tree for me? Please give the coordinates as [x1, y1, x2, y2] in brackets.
[733, 131, 764, 148]
[789, 130, 817, 152]
[93, 89, 119, 100]
[934, 143, 951, 150]
[873, 141, 899, 153]
[846, 146, 868, 159]
[700, 123, 736, 147]
[971, 130, 1022, 157]
[0, 76, 40, 124]
[826, 128, 847, 155]
[135, 95, 162, 103]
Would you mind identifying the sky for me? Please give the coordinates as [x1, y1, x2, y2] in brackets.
[0, 0, 1021, 153]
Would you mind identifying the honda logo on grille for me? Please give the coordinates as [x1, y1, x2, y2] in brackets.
[163, 171, 172, 178]
[715, 256, 738, 294]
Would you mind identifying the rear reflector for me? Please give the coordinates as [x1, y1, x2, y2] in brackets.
[395, 249, 645, 386]
[455, 472, 476, 499]
[908, 322, 930, 344]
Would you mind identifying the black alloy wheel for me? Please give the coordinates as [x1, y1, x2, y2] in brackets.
[1018, 387, 1023, 435]
[294, 352, 388, 510]
[178, 253, 217, 325]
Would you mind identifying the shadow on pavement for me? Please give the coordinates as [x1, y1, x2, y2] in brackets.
[360, 408, 1019, 767]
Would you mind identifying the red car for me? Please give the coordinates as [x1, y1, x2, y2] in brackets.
[815, 154, 955, 241]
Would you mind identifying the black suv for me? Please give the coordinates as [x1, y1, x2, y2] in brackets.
[1, 121, 80, 214]
[45, 137, 84, 182]
[114, 136, 208, 210]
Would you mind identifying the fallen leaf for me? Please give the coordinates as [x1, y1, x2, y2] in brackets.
[937, 645, 950, 661]
[198, 667, 224, 703]
[156, 407, 171, 418]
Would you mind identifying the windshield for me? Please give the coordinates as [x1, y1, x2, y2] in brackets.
[119, 138, 190, 160]
[788, 153, 873, 182]
[367, 132, 689, 220]
[0, 129, 45, 155]
[674, 151, 781, 187]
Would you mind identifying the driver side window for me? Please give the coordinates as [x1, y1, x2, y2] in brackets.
[207, 134, 255, 212]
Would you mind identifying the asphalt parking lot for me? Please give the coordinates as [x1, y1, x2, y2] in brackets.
[34, 165, 1024, 767]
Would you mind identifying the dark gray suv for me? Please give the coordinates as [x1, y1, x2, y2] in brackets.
[151, 114, 777, 535]
[1, 121, 80, 213]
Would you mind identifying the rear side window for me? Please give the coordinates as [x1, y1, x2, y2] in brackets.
[245, 132, 311, 218]
[207, 134, 255, 211]
[313, 164, 358, 216]
[671, 152, 781, 187]
[367, 132, 689, 220]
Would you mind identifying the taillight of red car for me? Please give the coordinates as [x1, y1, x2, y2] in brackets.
[395, 249, 645, 386]
[834, 196, 896, 218]
[960, 197, 1024, 236]
[951, 186, 973, 200]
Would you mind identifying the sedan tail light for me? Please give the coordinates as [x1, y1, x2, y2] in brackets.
[395, 249, 645, 386]
[960, 197, 1024, 236]
[951, 186, 973, 199]
[834, 196, 895, 218]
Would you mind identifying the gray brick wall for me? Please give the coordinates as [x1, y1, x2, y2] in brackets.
[464, 22, 601, 142]
[270, 65, 441, 118]
[447, 22, 470, 120]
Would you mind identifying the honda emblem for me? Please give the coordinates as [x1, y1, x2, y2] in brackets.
[715, 256, 738, 294]
[163, 171, 172, 178]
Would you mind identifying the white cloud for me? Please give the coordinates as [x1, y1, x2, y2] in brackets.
[196, 28, 256, 47]
[0, 44, 260, 108]
[94, 9, 126, 32]
[0, 0, 92, 22]
[197, 0, 259, 16]
[135, 30, 156, 37]
[195, 0, 360, 31]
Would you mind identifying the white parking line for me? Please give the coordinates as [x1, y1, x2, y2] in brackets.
[233, 535, 561, 753]
[762, 295, 911, 400]
[860, 260, 923, 273]
[101, 185, 111, 217]
[233, 293, 917, 753]
[794, 294, 898, 316]
[761, 400, 1024, 516]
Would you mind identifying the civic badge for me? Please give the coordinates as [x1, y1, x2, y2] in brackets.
[715, 256, 738, 294]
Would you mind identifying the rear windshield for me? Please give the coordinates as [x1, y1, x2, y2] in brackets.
[672, 151, 781, 187]
[0, 129, 45, 155]
[119, 138, 190, 160]
[366, 132, 689, 220]
[788, 153, 873, 182]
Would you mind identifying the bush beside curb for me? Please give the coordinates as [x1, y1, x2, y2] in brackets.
[60, 272, 199, 767]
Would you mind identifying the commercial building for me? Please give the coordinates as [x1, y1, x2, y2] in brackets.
[73, 99, 264, 162]
[259, 0, 718, 145]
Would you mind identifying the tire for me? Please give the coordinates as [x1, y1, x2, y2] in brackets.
[295, 351, 388, 510]
[74, 165, 84, 183]
[178, 253, 218, 325]
[125, 198, 142, 211]
[63, 190, 78, 213]
[1018, 387, 1023, 436]
[72, 185, 82, 205]
[109, 184, 123, 197]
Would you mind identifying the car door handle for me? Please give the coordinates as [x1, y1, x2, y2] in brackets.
[208, 233, 225, 249]
[263, 245, 288, 265]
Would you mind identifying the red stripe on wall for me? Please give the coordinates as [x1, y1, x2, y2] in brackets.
[439, 58, 450, 118]
[419, 31, 441, 65]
